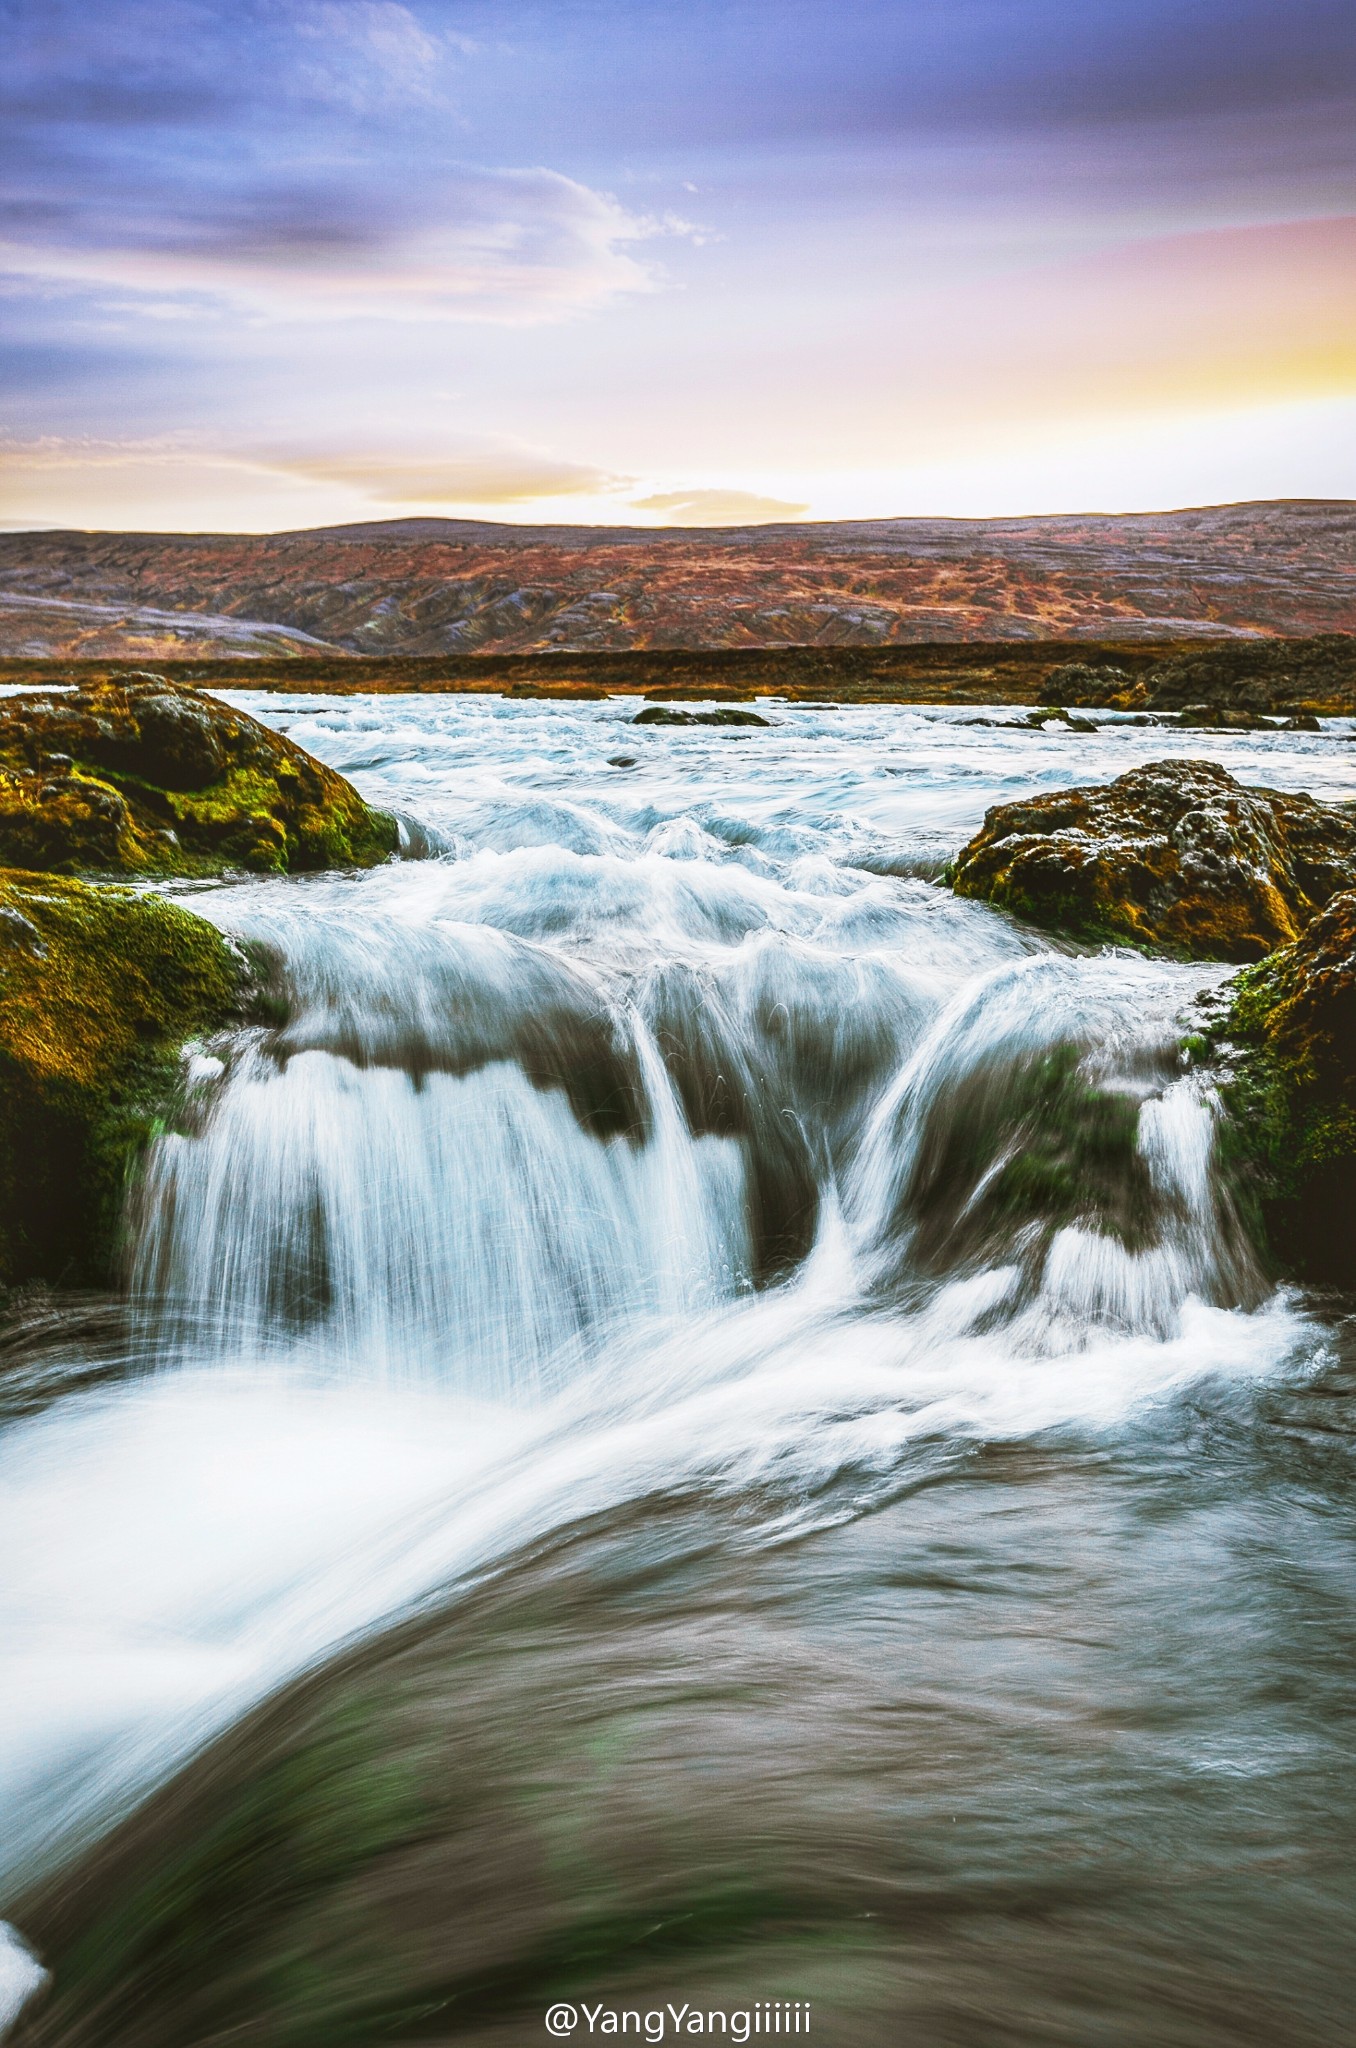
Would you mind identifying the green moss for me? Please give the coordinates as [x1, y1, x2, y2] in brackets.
[1206, 902, 1356, 1283]
[904, 1041, 1156, 1273]
[0, 870, 240, 1286]
[985, 1047, 1149, 1234]
[0, 679, 398, 880]
[165, 763, 397, 874]
[976, 875, 1137, 952]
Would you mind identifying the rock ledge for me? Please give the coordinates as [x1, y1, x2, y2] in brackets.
[950, 759, 1356, 961]
[0, 872, 241, 1286]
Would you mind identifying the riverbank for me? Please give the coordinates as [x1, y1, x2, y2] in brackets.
[3, 633, 1356, 711]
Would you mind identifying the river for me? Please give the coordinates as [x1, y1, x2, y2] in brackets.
[2, 694, 1353, 2046]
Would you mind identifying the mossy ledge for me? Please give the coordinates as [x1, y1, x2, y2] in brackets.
[1205, 889, 1356, 1285]
[0, 673, 397, 877]
[949, 759, 1356, 962]
[0, 871, 242, 1288]
[886, 1041, 1158, 1283]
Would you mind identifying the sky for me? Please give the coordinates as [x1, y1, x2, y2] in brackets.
[1, 0, 1354, 531]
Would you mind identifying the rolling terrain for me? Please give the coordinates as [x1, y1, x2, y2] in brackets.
[0, 499, 1352, 662]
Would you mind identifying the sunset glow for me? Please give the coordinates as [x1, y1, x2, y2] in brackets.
[3, 0, 1353, 529]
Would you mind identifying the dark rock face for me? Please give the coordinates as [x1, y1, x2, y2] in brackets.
[950, 760, 1356, 961]
[888, 1041, 1158, 1278]
[1210, 890, 1356, 1284]
[0, 872, 240, 1286]
[0, 675, 397, 876]
[93, 676, 227, 789]
[632, 705, 771, 727]
[1174, 705, 1277, 731]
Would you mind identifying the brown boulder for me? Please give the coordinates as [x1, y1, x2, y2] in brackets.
[950, 759, 1356, 961]
[0, 673, 397, 877]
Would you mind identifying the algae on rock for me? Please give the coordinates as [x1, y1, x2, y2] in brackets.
[950, 759, 1356, 962]
[893, 1040, 1158, 1282]
[0, 673, 397, 877]
[0, 871, 241, 1287]
[1209, 889, 1356, 1285]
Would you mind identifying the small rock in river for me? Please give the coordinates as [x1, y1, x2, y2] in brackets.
[632, 705, 771, 727]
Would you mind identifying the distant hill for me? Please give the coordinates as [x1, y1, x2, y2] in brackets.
[0, 499, 1352, 660]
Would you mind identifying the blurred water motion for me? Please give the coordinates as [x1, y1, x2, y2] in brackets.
[2, 697, 1353, 2046]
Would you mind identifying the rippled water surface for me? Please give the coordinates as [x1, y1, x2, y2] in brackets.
[2, 695, 1354, 2047]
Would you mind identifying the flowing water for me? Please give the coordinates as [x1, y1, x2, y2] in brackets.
[2, 697, 1354, 2047]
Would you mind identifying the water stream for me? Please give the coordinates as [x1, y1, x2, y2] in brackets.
[2, 697, 1353, 2046]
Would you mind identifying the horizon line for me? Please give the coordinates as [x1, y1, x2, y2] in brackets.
[2, 494, 1353, 544]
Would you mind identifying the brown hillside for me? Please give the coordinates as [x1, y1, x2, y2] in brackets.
[0, 500, 1351, 662]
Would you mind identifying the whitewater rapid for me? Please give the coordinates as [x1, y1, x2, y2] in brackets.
[1, 693, 1351, 2033]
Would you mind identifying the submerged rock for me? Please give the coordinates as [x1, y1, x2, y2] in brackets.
[893, 1040, 1159, 1277]
[1021, 705, 1100, 732]
[949, 759, 1356, 961]
[0, 674, 398, 876]
[0, 871, 240, 1286]
[1207, 890, 1356, 1284]
[1173, 703, 1278, 731]
[632, 705, 771, 727]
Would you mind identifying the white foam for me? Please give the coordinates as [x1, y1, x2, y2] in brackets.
[0, 1923, 46, 2036]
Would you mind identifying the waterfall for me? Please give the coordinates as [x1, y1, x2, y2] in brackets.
[131, 896, 1263, 1392]
[846, 949, 1266, 1342]
[4, 696, 1340, 2042]
[131, 918, 751, 1391]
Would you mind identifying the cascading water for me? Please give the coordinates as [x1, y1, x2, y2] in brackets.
[2, 695, 1352, 2048]
[849, 947, 1265, 1339]
[130, 921, 751, 1391]
[135, 916, 1257, 1382]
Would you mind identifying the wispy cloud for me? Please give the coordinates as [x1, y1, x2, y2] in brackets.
[0, 434, 634, 525]
[632, 489, 810, 525]
[1, 0, 1351, 528]
[292, 1, 461, 113]
[0, 167, 683, 323]
[0, 2, 691, 324]
[276, 448, 631, 504]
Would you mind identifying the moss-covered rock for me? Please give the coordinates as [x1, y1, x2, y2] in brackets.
[632, 705, 771, 727]
[1208, 889, 1356, 1284]
[893, 1040, 1157, 1279]
[950, 759, 1356, 961]
[0, 870, 241, 1287]
[0, 674, 397, 877]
